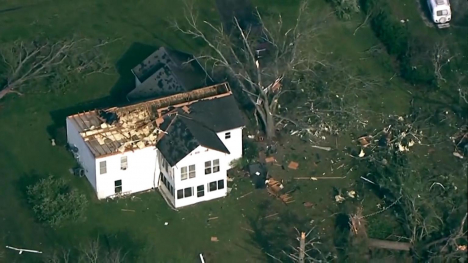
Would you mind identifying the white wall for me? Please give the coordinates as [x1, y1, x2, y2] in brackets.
[66, 117, 97, 191]
[170, 146, 229, 208]
[94, 146, 159, 199]
[217, 127, 243, 169]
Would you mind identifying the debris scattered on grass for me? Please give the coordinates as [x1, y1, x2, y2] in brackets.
[361, 176, 376, 185]
[453, 151, 464, 159]
[288, 161, 299, 170]
[227, 187, 232, 194]
[263, 213, 279, 219]
[303, 202, 314, 208]
[211, 236, 219, 242]
[358, 148, 365, 157]
[294, 176, 346, 180]
[237, 191, 253, 200]
[51, 139, 56, 146]
[265, 156, 276, 163]
[164, 222, 169, 226]
[347, 191, 356, 198]
[311, 145, 331, 151]
[121, 209, 135, 212]
[208, 217, 218, 221]
[335, 195, 345, 203]
[241, 227, 254, 233]
[227, 176, 234, 182]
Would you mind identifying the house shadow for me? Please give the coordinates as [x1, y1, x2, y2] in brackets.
[46, 42, 159, 144]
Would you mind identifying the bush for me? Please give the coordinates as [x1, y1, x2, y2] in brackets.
[363, 0, 436, 87]
[329, 0, 360, 20]
[26, 176, 88, 227]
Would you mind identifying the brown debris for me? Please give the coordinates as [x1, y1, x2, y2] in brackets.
[303, 202, 314, 208]
[182, 105, 191, 113]
[265, 156, 276, 163]
[211, 236, 219, 242]
[358, 136, 371, 147]
[288, 161, 299, 170]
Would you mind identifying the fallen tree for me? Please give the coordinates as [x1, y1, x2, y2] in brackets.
[0, 38, 115, 100]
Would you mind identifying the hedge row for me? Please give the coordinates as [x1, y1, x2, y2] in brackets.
[363, 0, 436, 87]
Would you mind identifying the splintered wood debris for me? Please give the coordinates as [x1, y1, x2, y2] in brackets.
[288, 161, 299, 170]
[68, 83, 231, 157]
[265, 156, 276, 163]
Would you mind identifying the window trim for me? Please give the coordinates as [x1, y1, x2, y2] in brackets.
[99, 161, 107, 174]
[114, 180, 122, 193]
[217, 179, 225, 190]
[177, 187, 194, 199]
[189, 164, 196, 178]
[205, 161, 212, 175]
[213, 159, 220, 173]
[181, 166, 188, 180]
[197, 185, 205, 197]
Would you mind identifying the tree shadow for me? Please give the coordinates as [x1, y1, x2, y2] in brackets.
[15, 170, 45, 206]
[245, 200, 308, 262]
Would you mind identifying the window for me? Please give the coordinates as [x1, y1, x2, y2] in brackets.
[184, 187, 193, 198]
[209, 181, 217, 192]
[197, 185, 205, 197]
[213, 159, 220, 173]
[99, 161, 107, 174]
[181, 167, 188, 180]
[121, 156, 128, 170]
[205, 161, 212, 175]
[177, 187, 193, 199]
[189, 165, 196, 178]
[208, 180, 225, 192]
[218, 179, 225, 190]
[437, 10, 448, 16]
[205, 159, 220, 174]
[114, 180, 122, 193]
[225, 132, 231, 139]
[181, 165, 196, 180]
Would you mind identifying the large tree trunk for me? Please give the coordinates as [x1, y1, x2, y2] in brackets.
[265, 111, 276, 140]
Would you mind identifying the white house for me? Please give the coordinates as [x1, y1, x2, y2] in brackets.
[66, 83, 245, 208]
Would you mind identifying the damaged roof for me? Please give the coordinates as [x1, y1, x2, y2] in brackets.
[128, 47, 214, 100]
[67, 82, 245, 159]
[157, 115, 230, 166]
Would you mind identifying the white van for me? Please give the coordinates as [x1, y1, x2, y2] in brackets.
[427, 0, 452, 28]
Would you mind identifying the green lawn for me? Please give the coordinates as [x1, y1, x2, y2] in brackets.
[0, 0, 465, 262]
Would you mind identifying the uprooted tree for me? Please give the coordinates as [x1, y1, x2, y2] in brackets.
[0, 38, 115, 100]
[175, 1, 378, 141]
[174, 1, 331, 140]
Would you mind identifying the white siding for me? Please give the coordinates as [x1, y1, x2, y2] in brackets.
[217, 127, 243, 169]
[94, 147, 159, 199]
[66, 118, 97, 191]
[170, 146, 229, 208]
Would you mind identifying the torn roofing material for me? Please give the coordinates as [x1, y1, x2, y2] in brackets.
[67, 82, 245, 158]
[157, 115, 230, 166]
[129, 47, 214, 101]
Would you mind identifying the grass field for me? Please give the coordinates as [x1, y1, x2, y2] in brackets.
[0, 0, 465, 262]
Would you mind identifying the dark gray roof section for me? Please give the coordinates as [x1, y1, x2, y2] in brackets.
[157, 115, 230, 166]
[184, 95, 246, 132]
[128, 47, 214, 101]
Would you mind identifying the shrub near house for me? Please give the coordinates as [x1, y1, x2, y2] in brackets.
[26, 176, 88, 227]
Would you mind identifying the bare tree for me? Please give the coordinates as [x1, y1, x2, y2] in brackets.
[0, 38, 116, 100]
[174, 0, 329, 140]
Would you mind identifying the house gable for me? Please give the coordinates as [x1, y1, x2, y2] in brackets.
[156, 114, 229, 166]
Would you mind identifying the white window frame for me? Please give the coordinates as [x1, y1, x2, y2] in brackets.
[205, 161, 212, 175]
[189, 164, 196, 178]
[208, 179, 225, 192]
[177, 187, 194, 199]
[120, 156, 128, 170]
[114, 180, 122, 193]
[181, 166, 188, 180]
[197, 185, 204, 197]
[213, 159, 220, 173]
[99, 161, 107, 174]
